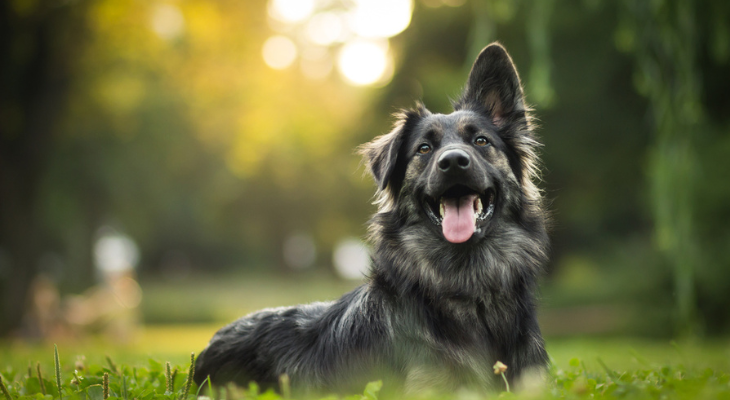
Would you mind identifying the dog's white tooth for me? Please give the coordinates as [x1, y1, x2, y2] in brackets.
[439, 201, 445, 218]
[476, 197, 483, 214]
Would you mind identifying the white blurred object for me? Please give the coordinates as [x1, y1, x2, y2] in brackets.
[94, 228, 139, 275]
[43, 226, 145, 342]
[333, 238, 370, 280]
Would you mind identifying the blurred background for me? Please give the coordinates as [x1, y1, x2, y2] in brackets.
[1, 0, 729, 356]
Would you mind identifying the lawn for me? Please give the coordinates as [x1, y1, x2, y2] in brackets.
[2, 326, 729, 399]
[2, 272, 729, 399]
[5, 325, 729, 371]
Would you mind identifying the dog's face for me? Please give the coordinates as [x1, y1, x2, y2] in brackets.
[362, 43, 541, 247]
[402, 109, 512, 243]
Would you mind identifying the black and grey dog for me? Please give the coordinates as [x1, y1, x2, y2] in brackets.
[194, 43, 549, 394]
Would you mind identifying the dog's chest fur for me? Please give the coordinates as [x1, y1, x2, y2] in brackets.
[370, 260, 529, 390]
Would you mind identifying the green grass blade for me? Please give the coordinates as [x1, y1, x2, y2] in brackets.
[165, 362, 173, 393]
[195, 376, 209, 398]
[171, 368, 178, 391]
[0, 373, 13, 400]
[54, 344, 62, 400]
[37, 362, 46, 395]
[180, 353, 195, 400]
[102, 373, 109, 400]
[105, 356, 118, 375]
[597, 357, 618, 380]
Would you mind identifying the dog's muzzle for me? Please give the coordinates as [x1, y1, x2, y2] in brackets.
[423, 148, 496, 243]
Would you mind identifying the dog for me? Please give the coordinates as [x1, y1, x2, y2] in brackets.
[193, 43, 549, 394]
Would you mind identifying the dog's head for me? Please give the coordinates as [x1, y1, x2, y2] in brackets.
[361, 43, 543, 246]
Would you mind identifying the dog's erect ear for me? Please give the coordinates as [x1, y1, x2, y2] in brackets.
[458, 43, 525, 126]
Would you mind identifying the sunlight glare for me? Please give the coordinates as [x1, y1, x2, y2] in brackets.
[337, 39, 390, 86]
[268, 0, 316, 23]
[349, 0, 412, 38]
[262, 35, 298, 69]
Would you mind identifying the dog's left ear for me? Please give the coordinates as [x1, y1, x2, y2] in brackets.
[360, 106, 426, 191]
[361, 122, 407, 191]
[458, 43, 525, 126]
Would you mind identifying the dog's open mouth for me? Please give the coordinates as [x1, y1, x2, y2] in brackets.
[424, 185, 495, 243]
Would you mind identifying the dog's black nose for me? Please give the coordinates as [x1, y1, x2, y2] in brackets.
[438, 149, 471, 173]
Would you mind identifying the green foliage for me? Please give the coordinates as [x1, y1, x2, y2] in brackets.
[1, 346, 729, 400]
[1, 350, 199, 400]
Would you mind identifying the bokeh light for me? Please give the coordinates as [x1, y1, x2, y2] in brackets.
[263, 0, 413, 87]
[262, 35, 298, 69]
[337, 39, 392, 86]
[333, 238, 370, 280]
[94, 229, 139, 274]
[268, 0, 316, 23]
[348, 0, 413, 38]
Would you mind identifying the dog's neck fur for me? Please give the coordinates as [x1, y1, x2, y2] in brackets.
[367, 191, 548, 303]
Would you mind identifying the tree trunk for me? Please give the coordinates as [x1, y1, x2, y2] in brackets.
[0, 2, 72, 336]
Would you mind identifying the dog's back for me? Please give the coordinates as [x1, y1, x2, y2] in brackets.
[194, 285, 394, 392]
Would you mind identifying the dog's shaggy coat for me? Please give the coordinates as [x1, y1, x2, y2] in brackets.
[194, 43, 549, 394]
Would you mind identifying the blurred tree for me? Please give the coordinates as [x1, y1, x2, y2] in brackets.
[0, 1, 88, 335]
[616, 0, 730, 336]
[621, 0, 702, 336]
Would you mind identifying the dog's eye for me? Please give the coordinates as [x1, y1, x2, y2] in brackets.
[474, 137, 490, 147]
[418, 144, 432, 154]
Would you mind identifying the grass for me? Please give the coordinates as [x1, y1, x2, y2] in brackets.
[1, 333, 729, 400]
[2, 272, 727, 399]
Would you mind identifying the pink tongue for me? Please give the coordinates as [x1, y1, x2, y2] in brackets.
[441, 194, 477, 243]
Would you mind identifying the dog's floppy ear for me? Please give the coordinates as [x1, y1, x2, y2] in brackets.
[458, 43, 525, 126]
[361, 121, 407, 191]
[360, 106, 426, 191]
